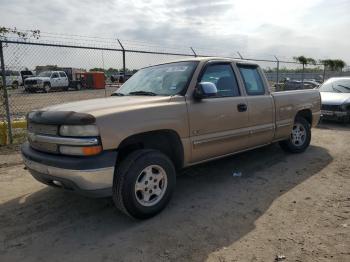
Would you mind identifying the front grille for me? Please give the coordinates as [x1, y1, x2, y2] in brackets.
[28, 122, 59, 153]
[29, 140, 58, 153]
[28, 122, 58, 135]
[321, 104, 342, 111]
[25, 80, 37, 85]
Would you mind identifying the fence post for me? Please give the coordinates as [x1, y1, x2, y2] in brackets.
[302, 63, 305, 89]
[190, 47, 197, 57]
[0, 41, 13, 144]
[117, 39, 126, 80]
[274, 55, 279, 84]
[322, 64, 326, 82]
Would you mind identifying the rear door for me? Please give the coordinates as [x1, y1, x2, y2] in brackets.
[236, 64, 275, 147]
[187, 62, 250, 163]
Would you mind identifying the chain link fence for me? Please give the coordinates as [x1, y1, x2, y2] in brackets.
[0, 37, 348, 161]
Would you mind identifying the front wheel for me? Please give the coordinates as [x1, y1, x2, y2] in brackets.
[12, 81, 19, 89]
[279, 116, 311, 153]
[43, 83, 51, 93]
[113, 149, 176, 219]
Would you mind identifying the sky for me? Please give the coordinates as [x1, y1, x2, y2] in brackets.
[0, 0, 349, 66]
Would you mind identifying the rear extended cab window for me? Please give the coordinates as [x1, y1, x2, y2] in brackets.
[237, 65, 265, 95]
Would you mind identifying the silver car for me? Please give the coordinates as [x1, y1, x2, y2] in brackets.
[319, 77, 350, 122]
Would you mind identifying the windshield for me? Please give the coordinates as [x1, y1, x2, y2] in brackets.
[38, 71, 52, 77]
[319, 78, 350, 93]
[115, 61, 198, 96]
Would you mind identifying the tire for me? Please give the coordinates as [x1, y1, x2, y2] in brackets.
[43, 83, 51, 93]
[113, 149, 176, 219]
[75, 83, 82, 91]
[279, 116, 311, 153]
[12, 81, 19, 89]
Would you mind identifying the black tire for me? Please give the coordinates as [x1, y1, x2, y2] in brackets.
[279, 116, 311, 153]
[75, 83, 82, 91]
[113, 149, 176, 219]
[12, 81, 19, 89]
[43, 83, 51, 93]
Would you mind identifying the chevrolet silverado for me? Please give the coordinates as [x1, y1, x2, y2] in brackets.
[21, 57, 321, 219]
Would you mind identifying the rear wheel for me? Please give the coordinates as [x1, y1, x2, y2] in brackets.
[113, 149, 176, 219]
[279, 116, 311, 153]
[75, 83, 82, 91]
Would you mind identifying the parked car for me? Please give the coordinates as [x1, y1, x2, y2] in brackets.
[0, 70, 23, 89]
[20, 70, 34, 82]
[110, 73, 132, 83]
[318, 77, 350, 122]
[21, 57, 321, 219]
[284, 79, 314, 90]
[304, 79, 320, 88]
[24, 71, 69, 92]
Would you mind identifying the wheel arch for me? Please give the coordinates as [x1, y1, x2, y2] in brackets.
[295, 109, 312, 125]
[116, 129, 184, 170]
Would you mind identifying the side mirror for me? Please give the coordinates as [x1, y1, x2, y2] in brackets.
[193, 82, 218, 100]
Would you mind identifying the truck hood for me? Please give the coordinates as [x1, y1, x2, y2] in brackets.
[25, 76, 50, 81]
[41, 96, 173, 116]
[320, 92, 350, 105]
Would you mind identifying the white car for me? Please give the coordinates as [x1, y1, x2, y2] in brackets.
[24, 71, 69, 93]
[0, 70, 23, 89]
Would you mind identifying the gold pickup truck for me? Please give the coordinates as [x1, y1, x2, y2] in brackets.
[21, 57, 321, 219]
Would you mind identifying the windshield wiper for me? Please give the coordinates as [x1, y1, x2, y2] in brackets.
[128, 91, 157, 96]
[111, 92, 125, 96]
[337, 84, 350, 91]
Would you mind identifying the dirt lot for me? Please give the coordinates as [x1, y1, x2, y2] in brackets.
[0, 122, 349, 262]
[3, 85, 119, 119]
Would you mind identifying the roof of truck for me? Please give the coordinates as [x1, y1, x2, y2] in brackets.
[142, 57, 258, 69]
[179, 56, 257, 63]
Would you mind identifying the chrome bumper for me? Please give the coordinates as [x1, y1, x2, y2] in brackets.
[22, 155, 114, 190]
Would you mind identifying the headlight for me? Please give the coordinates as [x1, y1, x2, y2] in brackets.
[59, 125, 99, 137]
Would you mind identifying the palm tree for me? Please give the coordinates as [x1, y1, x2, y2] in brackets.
[293, 56, 317, 88]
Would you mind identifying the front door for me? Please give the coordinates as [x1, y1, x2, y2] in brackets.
[187, 62, 250, 163]
[51, 72, 60, 88]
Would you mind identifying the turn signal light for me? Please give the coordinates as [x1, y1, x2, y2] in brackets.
[60, 145, 102, 156]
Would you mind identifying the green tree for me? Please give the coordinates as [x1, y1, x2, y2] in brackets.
[320, 59, 346, 71]
[89, 68, 105, 72]
[0, 26, 40, 40]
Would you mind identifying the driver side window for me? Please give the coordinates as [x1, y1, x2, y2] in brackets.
[200, 64, 240, 97]
[51, 73, 59, 78]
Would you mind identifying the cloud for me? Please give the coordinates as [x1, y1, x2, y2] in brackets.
[0, 0, 349, 64]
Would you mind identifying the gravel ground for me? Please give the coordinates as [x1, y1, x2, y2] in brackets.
[0, 122, 349, 262]
[2, 85, 119, 119]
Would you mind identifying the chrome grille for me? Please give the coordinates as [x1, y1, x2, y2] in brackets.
[29, 140, 58, 153]
[28, 122, 58, 135]
[28, 122, 59, 153]
[321, 104, 342, 111]
[25, 80, 37, 85]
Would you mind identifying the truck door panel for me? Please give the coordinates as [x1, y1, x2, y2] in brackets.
[237, 64, 275, 146]
[187, 63, 250, 163]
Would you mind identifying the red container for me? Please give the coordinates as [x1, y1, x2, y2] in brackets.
[83, 72, 105, 89]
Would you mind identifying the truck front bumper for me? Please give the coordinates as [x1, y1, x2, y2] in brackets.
[321, 110, 350, 122]
[21, 143, 117, 197]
